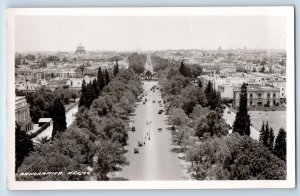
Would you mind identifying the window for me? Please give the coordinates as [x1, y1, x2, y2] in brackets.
[267, 93, 270, 98]
[250, 101, 253, 106]
[258, 93, 262, 97]
[273, 93, 276, 97]
[250, 93, 253, 98]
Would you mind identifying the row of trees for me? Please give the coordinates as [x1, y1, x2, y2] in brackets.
[157, 58, 286, 180]
[128, 53, 147, 74]
[20, 87, 77, 124]
[232, 82, 286, 162]
[259, 122, 286, 162]
[17, 68, 143, 181]
[79, 67, 111, 108]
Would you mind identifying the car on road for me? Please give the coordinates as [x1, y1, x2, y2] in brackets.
[134, 148, 139, 154]
[143, 102, 146, 104]
[158, 128, 162, 132]
[158, 109, 164, 114]
[138, 141, 143, 147]
[153, 100, 155, 103]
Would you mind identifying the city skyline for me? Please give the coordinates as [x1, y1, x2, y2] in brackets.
[15, 15, 287, 52]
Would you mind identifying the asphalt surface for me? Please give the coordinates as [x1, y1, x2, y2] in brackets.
[113, 81, 190, 180]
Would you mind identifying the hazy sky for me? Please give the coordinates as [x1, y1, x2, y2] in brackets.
[15, 15, 286, 52]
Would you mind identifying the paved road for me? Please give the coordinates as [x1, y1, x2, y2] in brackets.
[144, 53, 154, 73]
[32, 104, 78, 142]
[113, 81, 190, 180]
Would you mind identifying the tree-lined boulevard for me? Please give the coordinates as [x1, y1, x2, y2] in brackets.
[15, 52, 287, 181]
[113, 81, 189, 180]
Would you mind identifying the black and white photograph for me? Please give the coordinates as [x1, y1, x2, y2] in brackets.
[6, 7, 295, 189]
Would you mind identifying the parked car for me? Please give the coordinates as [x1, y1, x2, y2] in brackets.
[158, 128, 162, 132]
[143, 102, 146, 104]
[138, 141, 143, 147]
[227, 110, 231, 114]
[132, 126, 136, 132]
[134, 148, 139, 154]
[153, 100, 155, 103]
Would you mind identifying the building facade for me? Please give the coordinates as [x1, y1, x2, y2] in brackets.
[233, 84, 280, 108]
[15, 96, 32, 132]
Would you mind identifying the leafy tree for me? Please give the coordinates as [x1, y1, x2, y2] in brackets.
[145, 70, 152, 79]
[274, 128, 286, 162]
[51, 97, 67, 138]
[15, 123, 33, 172]
[186, 133, 286, 180]
[94, 139, 128, 180]
[169, 107, 189, 127]
[173, 125, 192, 149]
[97, 67, 105, 91]
[232, 83, 251, 136]
[180, 85, 207, 114]
[128, 53, 146, 74]
[25, 54, 36, 61]
[194, 111, 229, 138]
[104, 70, 110, 85]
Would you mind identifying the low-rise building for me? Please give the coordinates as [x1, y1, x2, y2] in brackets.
[233, 84, 280, 108]
[15, 96, 32, 132]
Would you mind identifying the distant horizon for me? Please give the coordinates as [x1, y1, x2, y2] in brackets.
[15, 47, 286, 54]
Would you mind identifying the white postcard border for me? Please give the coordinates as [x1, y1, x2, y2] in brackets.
[6, 7, 295, 190]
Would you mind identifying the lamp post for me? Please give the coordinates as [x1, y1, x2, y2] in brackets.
[146, 121, 152, 140]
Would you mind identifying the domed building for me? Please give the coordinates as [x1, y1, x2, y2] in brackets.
[75, 43, 86, 60]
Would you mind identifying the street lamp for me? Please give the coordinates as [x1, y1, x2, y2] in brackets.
[146, 121, 152, 140]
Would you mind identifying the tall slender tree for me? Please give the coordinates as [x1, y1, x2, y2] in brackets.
[92, 79, 100, 97]
[97, 67, 105, 91]
[259, 121, 266, 144]
[105, 70, 110, 85]
[113, 60, 119, 76]
[79, 80, 87, 107]
[263, 121, 270, 146]
[267, 127, 275, 152]
[179, 60, 188, 77]
[198, 79, 203, 88]
[232, 83, 251, 136]
[86, 82, 95, 108]
[204, 80, 221, 109]
[52, 97, 67, 138]
[274, 128, 286, 162]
